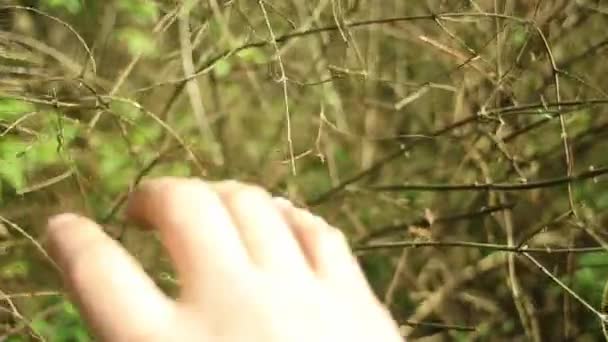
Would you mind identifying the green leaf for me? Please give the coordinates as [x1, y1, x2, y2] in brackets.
[62, 300, 79, 317]
[579, 252, 608, 267]
[117, 28, 156, 57]
[0, 160, 25, 191]
[118, 0, 159, 25]
[0, 98, 35, 120]
[21, 114, 79, 164]
[0, 138, 27, 190]
[511, 24, 528, 47]
[110, 99, 142, 121]
[562, 253, 608, 308]
[130, 121, 162, 146]
[98, 143, 128, 177]
[214, 60, 233, 78]
[1, 260, 29, 279]
[237, 49, 267, 64]
[71, 326, 92, 342]
[42, 0, 83, 14]
[31, 318, 54, 338]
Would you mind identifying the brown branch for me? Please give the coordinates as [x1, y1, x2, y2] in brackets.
[355, 240, 606, 254]
[401, 319, 476, 332]
[359, 203, 515, 243]
[484, 99, 608, 116]
[368, 166, 608, 193]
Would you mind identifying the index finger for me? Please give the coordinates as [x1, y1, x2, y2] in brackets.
[46, 213, 176, 341]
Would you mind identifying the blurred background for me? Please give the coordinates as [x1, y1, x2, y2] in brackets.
[1, 0, 608, 340]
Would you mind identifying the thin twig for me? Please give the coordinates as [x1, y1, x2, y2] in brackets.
[0, 216, 58, 270]
[360, 203, 515, 243]
[101, 145, 177, 223]
[522, 252, 608, 323]
[0, 5, 96, 75]
[401, 319, 477, 332]
[369, 166, 608, 192]
[355, 240, 606, 254]
[258, 0, 296, 175]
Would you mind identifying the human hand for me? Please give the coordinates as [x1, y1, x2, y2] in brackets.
[46, 178, 403, 341]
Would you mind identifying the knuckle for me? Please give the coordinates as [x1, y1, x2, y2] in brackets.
[217, 181, 270, 202]
[152, 178, 210, 207]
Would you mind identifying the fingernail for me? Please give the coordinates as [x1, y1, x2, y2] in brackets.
[45, 213, 83, 269]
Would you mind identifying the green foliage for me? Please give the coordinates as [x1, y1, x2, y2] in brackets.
[112, 0, 159, 57]
[237, 49, 267, 64]
[360, 253, 395, 297]
[0, 98, 35, 120]
[0, 260, 29, 279]
[41, 0, 83, 14]
[0, 109, 78, 194]
[214, 60, 233, 78]
[566, 253, 608, 336]
[117, 0, 159, 25]
[0, 138, 27, 191]
[572, 253, 608, 303]
[574, 181, 608, 211]
[116, 28, 157, 57]
[29, 299, 90, 341]
[213, 49, 267, 78]
[510, 23, 529, 47]
[566, 110, 592, 136]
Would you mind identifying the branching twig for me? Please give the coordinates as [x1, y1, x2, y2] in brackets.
[401, 319, 476, 332]
[355, 240, 606, 254]
[1, 5, 96, 75]
[0, 216, 58, 270]
[258, 0, 296, 175]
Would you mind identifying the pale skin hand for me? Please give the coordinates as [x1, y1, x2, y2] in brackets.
[45, 178, 403, 341]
